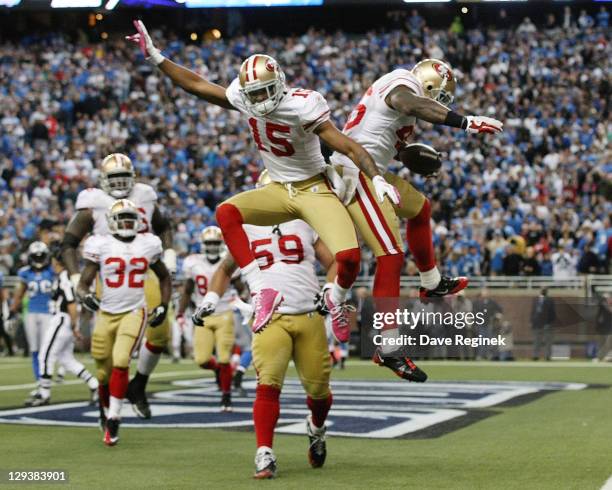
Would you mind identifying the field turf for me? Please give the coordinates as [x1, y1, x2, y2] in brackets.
[0, 356, 610, 490]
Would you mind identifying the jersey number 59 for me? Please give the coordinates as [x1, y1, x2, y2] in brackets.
[251, 235, 304, 270]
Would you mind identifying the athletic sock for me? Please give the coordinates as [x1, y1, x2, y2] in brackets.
[241, 261, 265, 292]
[253, 385, 280, 448]
[306, 393, 333, 429]
[331, 278, 349, 304]
[218, 363, 232, 394]
[137, 341, 163, 376]
[419, 266, 441, 291]
[99, 384, 110, 409]
[32, 352, 40, 380]
[39, 376, 52, 399]
[335, 248, 360, 289]
[406, 199, 437, 274]
[200, 357, 218, 371]
[109, 367, 129, 413]
[215, 203, 256, 268]
[77, 367, 99, 390]
[108, 396, 123, 420]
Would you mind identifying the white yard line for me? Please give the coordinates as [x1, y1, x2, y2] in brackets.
[600, 475, 612, 490]
[0, 369, 206, 392]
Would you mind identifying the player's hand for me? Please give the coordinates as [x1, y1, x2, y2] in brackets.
[314, 282, 334, 316]
[125, 20, 165, 66]
[192, 302, 215, 327]
[81, 294, 100, 312]
[72, 327, 83, 342]
[149, 304, 168, 327]
[372, 175, 400, 205]
[163, 248, 177, 275]
[464, 116, 503, 134]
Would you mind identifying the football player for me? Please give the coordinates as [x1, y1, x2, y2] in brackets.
[76, 199, 171, 446]
[26, 248, 98, 407]
[11, 242, 55, 383]
[126, 21, 400, 344]
[176, 226, 240, 411]
[330, 59, 502, 378]
[62, 153, 176, 419]
[192, 171, 336, 479]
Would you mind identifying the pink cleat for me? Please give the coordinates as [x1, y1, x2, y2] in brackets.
[324, 290, 355, 342]
[251, 288, 283, 333]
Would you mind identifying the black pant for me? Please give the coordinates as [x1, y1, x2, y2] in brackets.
[0, 317, 14, 355]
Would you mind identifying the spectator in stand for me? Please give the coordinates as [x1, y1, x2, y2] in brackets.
[522, 247, 541, 276]
[552, 245, 578, 279]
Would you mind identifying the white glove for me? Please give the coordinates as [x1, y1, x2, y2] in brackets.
[125, 20, 165, 66]
[192, 292, 219, 327]
[338, 165, 360, 206]
[324, 165, 347, 203]
[232, 297, 254, 325]
[465, 116, 503, 134]
[70, 273, 81, 291]
[372, 175, 400, 205]
[163, 248, 177, 275]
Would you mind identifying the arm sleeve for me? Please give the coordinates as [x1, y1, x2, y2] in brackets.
[82, 236, 102, 263]
[225, 78, 248, 114]
[300, 91, 331, 133]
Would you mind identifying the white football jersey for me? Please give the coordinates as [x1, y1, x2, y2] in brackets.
[243, 220, 319, 315]
[182, 254, 236, 314]
[83, 233, 163, 314]
[330, 69, 424, 173]
[75, 183, 157, 236]
[226, 79, 330, 183]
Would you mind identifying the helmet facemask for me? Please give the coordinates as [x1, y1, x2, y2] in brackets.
[202, 239, 223, 263]
[107, 209, 140, 238]
[100, 171, 134, 199]
[240, 75, 286, 117]
[28, 242, 50, 270]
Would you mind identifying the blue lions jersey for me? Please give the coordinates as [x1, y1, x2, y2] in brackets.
[17, 266, 55, 314]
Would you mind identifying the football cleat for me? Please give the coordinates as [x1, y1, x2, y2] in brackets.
[253, 447, 277, 479]
[323, 289, 355, 343]
[25, 393, 50, 407]
[372, 348, 428, 383]
[126, 381, 152, 419]
[306, 415, 327, 468]
[419, 275, 468, 299]
[220, 393, 233, 412]
[89, 387, 99, 406]
[251, 288, 283, 333]
[104, 418, 120, 446]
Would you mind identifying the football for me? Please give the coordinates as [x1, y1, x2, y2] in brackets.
[399, 143, 442, 176]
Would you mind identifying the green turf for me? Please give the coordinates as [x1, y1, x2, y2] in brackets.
[0, 357, 610, 490]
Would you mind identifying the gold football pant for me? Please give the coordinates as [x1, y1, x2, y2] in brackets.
[220, 173, 359, 255]
[344, 171, 425, 258]
[91, 307, 147, 384]
[252, 312, 331, 399]
[95, 270, 169, 349]
[193, 310, 234, 365]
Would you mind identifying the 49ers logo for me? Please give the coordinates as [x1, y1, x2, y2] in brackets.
[265, 59, 276, 72]
[433, 62, 453, 81]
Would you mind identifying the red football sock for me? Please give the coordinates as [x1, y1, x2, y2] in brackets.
[200, 357, 218, 371]
[406, 199, 436, 272]
[373, 254, 404, 297]
[145, 341, 164, 354]
[98, 383, 110, 409]
[215, 203, 254, 268]
[306, 393, 333, 428]
[335, 247, 361, 289]
[253, 384, 280, 448]
[109, 367, 129, 400]
[218, 363, 232, 394]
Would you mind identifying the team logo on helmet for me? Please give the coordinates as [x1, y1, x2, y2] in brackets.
[433, 62, 453, 82]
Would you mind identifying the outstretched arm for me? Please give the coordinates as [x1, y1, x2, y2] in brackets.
[386, 85, 503, 134]
[126, 20, 235, 110]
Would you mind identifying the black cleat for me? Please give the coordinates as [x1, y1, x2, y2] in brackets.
[220, 392, 233, 412]
[306, 415, 327, 468]
[104, 418, 120, 446]
[373, 348, 428, 382]
[126, 381, 151, 419]
[420, 275, 468, 299]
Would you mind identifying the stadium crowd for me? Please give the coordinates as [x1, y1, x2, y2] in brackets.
[0, 7, 610, 279]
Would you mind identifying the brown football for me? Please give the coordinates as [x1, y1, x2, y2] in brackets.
[399, 143, 442, 176]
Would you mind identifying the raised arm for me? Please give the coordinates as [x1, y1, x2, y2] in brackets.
[314, 120, 400, 205]
[151, 205, 177, 275]
[386, 85, 503, 134]
[126, 20, 235, 110]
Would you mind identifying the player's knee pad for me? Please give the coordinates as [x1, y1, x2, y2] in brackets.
[215, 203, 243, 230]
[304, 382, 331, 400]
[335, 247, 361, 288]
[144, 323, 169, 349]
[112, 351, 131, 370]
[95, 359, 111, 384]
[256, 373, 284, 391]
